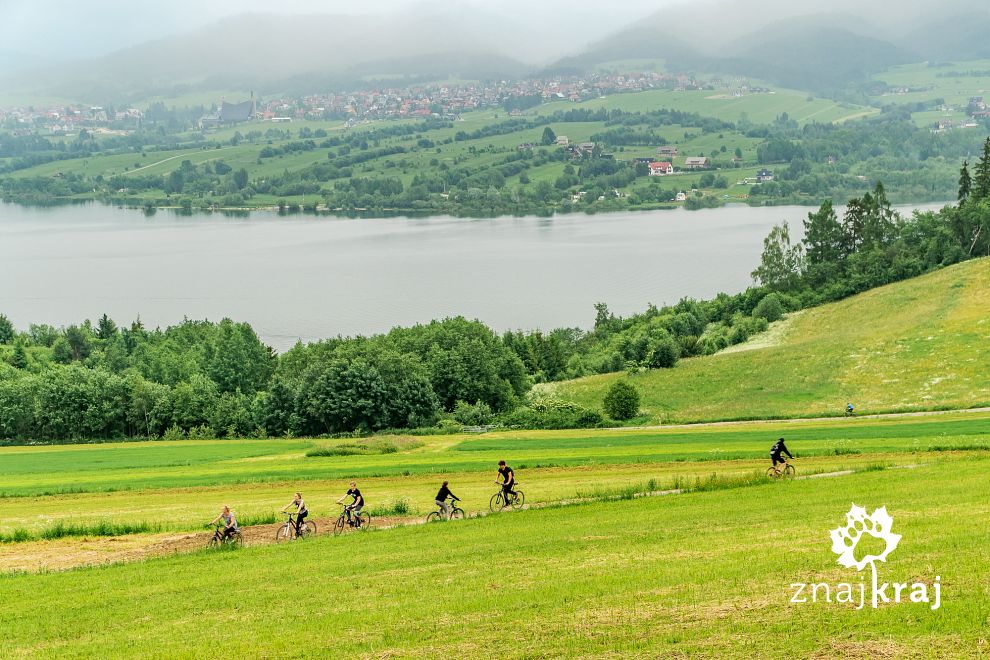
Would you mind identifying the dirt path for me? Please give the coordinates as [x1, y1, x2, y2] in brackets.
[0, 514, 413, 574]
[125, 147, 233, 175]
[0, 464, 918, 574]
[610, 406, 990, 432]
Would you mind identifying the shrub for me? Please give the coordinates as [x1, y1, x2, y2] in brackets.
[437, 419, 464, 434]
[753, 293, 785, 322]
[602, 381, 640, 421]
[452, 400, 493, 426]
[162, 424, 186, 441]
[645, 337, 680, 369]
[186, 424, 216, 440]
[498, 393, 604, 429]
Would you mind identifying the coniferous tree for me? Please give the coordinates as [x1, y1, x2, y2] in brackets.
[958, 160, 971, 202]
[802, 200, 845, 285]
[974, 137, 990, 201]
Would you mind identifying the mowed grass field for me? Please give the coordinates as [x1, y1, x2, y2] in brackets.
[1, 413, 989, 537]
[873, 60, 990, 108]
[548, 257, 990, 423]
[0, 435, 986, 656]
[532, 87, 877, 125]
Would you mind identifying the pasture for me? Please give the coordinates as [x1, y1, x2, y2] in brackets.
[0, 417, 986, 656]
[549, 258, 990, 423]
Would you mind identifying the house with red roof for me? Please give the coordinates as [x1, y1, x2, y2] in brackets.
[648, 161, 674, 176]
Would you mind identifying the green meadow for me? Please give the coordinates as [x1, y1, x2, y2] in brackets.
[1, 412, 988, 537]
[0, 448, 985, 657]
[548, 258, 990, 423]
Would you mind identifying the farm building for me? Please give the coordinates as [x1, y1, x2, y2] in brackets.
[683, 156, 709, 169]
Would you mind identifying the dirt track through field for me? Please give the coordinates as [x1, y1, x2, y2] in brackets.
[610, 406, 990, 432]
[0, 465, 912, 574]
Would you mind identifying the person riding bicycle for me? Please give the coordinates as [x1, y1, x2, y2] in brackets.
[209, 505, 239, 541]
[281, 492, 308, 535]
[846, 402, 855, 415]
[769, 437, 793, 472]
[435, 480, 460, 518]
[497, 460, 516, 504]
[336, 482, 364, 527]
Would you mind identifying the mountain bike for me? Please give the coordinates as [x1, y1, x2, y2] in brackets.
[275, 512, 316, 542]
[206, 522, 243, 549]
[767, 460, 796, 479]
[426, 498, 465, 523]
[490, 482, 525, 511]
[333, 504, 371, 536]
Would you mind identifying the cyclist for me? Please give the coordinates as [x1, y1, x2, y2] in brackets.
[281, 492, 308, 536]
[769, 437, 793, 473]
[434, 480, 460, 518]
[497, 460, 516, 505]
[336, 482, 364, 527]
[209, 505, 239, 541]
[846, 402, 855, 416]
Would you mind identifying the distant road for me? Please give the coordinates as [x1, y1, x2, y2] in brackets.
[609, 407, 990, 432]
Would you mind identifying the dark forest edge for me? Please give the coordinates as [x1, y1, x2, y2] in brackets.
[1, 141, 989, 443]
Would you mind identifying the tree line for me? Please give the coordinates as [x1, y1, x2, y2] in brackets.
[752, 138, 990, 303]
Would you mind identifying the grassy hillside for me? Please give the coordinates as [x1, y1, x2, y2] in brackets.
[547, 258, 990, 422]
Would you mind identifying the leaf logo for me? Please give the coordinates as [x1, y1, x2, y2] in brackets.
[829, 504, 901, 571]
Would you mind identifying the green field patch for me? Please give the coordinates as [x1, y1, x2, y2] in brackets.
[306, 436, 424, 457]
[0, 458, 984, 656]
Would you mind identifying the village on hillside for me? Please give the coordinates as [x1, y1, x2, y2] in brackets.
[0, 70, 770, 137]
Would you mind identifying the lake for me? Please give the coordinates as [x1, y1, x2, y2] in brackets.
[0, 202, 947, 351]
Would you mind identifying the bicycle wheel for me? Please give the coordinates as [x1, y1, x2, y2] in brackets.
[356, 512, 371, 529]
[450, 507, 465, 520]
[207, 535, 219, 549]
[333, 516, 346, 536]
[783, 464, 796, 479]
[766, 467, 779, 479]
[490, 492, 505, 512]
[229, 532, 244, 548]
[276, 523, 293, 542]
[303, 521, 317, 537]
[426, 511, 442, 523]
[511, 490, 525, 510]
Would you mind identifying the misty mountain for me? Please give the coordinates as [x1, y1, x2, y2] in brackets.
[900, 11, 990, 61]
[722, 18, 912, 91]
[542, 25, 699, 76]
[550, 12, 914, 93]
[4, 10, 532, 104]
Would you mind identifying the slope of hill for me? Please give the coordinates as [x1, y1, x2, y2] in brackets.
[546, 258, 990, 422]
[899, 11, 990, 61]
[2, 11, 531, 104]
[551, 11, 914, 93]
[724, 20, 912, 91]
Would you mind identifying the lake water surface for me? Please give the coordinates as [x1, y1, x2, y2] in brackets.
[0, 202, 947, 351]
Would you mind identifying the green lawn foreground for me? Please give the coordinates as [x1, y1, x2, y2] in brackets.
[0, 457, 985, 657]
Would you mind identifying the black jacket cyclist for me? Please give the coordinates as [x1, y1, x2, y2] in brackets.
[770, 438, 793, 467]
